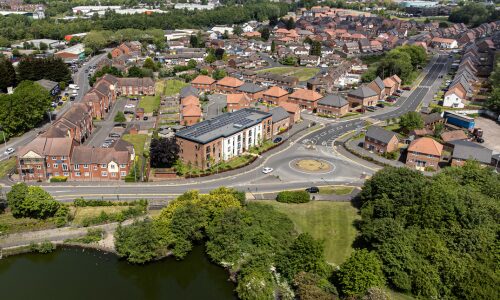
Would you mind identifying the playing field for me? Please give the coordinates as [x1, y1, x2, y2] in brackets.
[256, 67, 320, 81]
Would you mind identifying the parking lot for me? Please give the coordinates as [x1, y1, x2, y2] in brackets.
[474, 117, 500, 153]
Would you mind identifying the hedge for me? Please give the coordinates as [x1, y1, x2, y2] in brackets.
[50, 176, 67, 182]
[276, 191, 310, 203]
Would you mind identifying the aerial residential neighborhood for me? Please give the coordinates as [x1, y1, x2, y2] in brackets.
[0, 1, 499, 299]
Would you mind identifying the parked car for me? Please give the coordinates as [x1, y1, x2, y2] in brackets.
[262, 167, 273, 174]
[402, 86, 411, 91]
[57, 101, 64, 106]
[4, 147, 15, 155]
[476, 137, 484, 143]
[143, 116, 149, 121]
[109, 133, 121, 138]
[124, 110, 134, 115]
[124, 104, 135, 109]
[115, 123, 127, 128]
[273, 136, 283, 143]
[376, 103, 385, 108]
[70, 96, 76, 101]
[51, 102, 57, 108]
[305, 186, 319, 193]
[366, 106, 377, 112]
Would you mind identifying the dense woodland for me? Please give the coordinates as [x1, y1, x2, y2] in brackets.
[358, 163, 500, 299]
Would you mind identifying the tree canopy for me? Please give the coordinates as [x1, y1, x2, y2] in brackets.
[7, 183, 61, 219]
[149, 137, 180, 168]
[17, 56, 71, 83]
[0, 58, 16, 92]
[399, 111, 424, 132]
[357, 164, 500, 299]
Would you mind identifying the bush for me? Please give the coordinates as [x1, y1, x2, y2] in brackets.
[424, 166, 436, 172]
[276, 191, 310, 203]
[381, 151, 398, 160]
[80, 205, 146, 227]
[115, 219, 162, 264]
[30, 241, 56, 254]
[67, 228, 104, 244]
[50, 176, 67, 182]
[74, 198, 147, 207]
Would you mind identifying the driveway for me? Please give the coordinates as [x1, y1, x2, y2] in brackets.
[474, 117, 500, 153]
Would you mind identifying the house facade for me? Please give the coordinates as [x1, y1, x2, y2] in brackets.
[364, 126, 399, 154]
[406, 137, 443, 171]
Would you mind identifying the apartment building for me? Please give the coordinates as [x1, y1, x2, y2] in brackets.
[175, 108, 272, 169]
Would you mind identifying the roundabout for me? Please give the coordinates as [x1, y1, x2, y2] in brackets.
[289, 158, 335, 174]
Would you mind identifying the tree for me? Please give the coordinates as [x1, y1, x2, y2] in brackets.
[271, 40, 276, 54]
[149, 137, 180, 168]
[233, 25, 243, 36]
[143, 57, 156, 71]
[83, 31, 107, 54]
[399, 111, 424, 132]
[336, 249, 386, 297]
[214, 48, 225, 60]
[293, 272, 338, 300]
[7, 184, 61, 219]
[17, 57, 71, 83]
[114, 111, 126, 123]
[0, 81, 51, 136]
[310, 41, 322, 56]
[204, 52, 216, 63]
[189, 35, 199, 48]
[433, 122, 444, 137]
[187, 59, 197, 69]
[115, 219, 162, 264]
[277, 233, 330, 281]
[127, 66, 144, 78]
[0, 58, 16, 92]
[259, 27, 270, 41]
[107, 52, 112, 59]
[212, 69, 227, 80]
[285, 18, 296, 30]
[39, 42, 48, 51]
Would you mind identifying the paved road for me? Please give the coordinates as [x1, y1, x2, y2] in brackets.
[0, 53, 106, 162]
[2, 55, 448, 201]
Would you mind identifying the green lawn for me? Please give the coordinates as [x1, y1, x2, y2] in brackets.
[158, 79, 189, 96]
[71, 206, 130, 226]
[0, 157, 16, 178]
[138, 95, 161, 113]
[319, 186, 354, 196]
[122, 134, 148, 158]
[383, 123, 401, 132]
[256, 67, 319, 81]
[260, 200, 359, 265]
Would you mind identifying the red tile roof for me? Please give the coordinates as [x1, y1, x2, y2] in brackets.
[408, 137, 443, 156]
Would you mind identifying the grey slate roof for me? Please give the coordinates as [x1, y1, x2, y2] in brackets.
[36, 79, 58, 91]
[180, 86, 199, 98]
[374, 76, 385, 90]
[349, 85, 377, 98]
[175, 108, 271, 144]
[318, 94, 348, 107]
[450, 140, 492, 164]
[237, 83, 265, 94]
[365, 126, 398, 144]
[270, 107, 290, 123]
[422, 112, 443, 125]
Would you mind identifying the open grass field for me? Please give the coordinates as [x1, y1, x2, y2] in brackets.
[157, 79, 189, 96]
[260, 200, 359, 266]
[256, 67, 319, 81]
[0, 157, 16, 178]
[138, 95, 161, 113]
[71, 206, 130, 226]
[0, 212, 58, 235]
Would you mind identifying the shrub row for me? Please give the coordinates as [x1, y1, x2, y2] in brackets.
[276, 191, 310, 203]
[74, 198, 148, 207]
[80, 206, 146, 227]
[49, 176, 67, 182]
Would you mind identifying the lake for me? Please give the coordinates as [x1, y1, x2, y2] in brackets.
[0, 246, 236, 300]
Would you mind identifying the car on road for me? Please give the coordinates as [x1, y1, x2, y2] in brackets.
[115, 123, 127, 128]
[143, 116, 149, 121]
[476, 137, 484, 143]
[69, 84, 79, 90]
[130, 97, 139, 101]
[262, 167, 273, 174]
[109, 133, 121, 138]
[273, 136, 283, 143]
[124, 104, 135, 109]
[4, 147, 15, 155]
[124, 110, 134, 115]
[305, 186, 319, 193]
[70, 96, 76, 101]
[366, 106, 377, 112]
[376, 103, 385, 108]
[57, 101, 64, 106]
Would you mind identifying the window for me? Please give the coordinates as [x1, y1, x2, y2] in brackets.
[120, 164, 126, 168]
[62, 164, 68, 171]
[63, 172, 69, 176]
[101, 164, 107, 168]
[61, 156, 66, 160]
[75, 172, 81, 176]
[93, 166, 98, 170]
[83, 164, 88, 168]
[74, 164, 80, 169]
[53, 163, 58, 168]
[36, 165, 41, 170]
[55, 172, 59, 176]
[51, 156, 56, 160]
[84, 172, 90, 177]
[120, 171, 126, 176]
[46, 163, 50, 168]
[101, 171, 108, 176]
[110, 164, 116, 170]
[111, 172, 116, 177]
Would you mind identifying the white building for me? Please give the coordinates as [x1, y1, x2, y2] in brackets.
[72, 6, 121, 14]
[174, 3, 215, 10]
[443, 88, 465, 108]
[211, 26, 233, 35]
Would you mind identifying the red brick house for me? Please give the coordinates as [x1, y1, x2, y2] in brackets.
[226, 93, 251, 112]
[191, 75, 216, 92]
[279, 101, 301, 124]
[347, 86, 378, 109]
[406, 137, 443, 171]
[263, 86, 289, 105]
[118, 77, 155, 96]
[383, 75, 402, 96]
[364, 126, 399, 154]
[216, 76, 244, 93]
[288, 88, 323, 111]
[317, 94, 349, 117]
[367, 77, 386, 100]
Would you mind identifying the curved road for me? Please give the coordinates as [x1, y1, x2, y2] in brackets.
[4, 55, 449, 201]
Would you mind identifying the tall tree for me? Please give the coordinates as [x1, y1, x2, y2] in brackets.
[17, 57, 71, 83]
[0, 58, 16, 92]
[310, 41, 322, 56]
[149, 137, 180, 168]
[399, 111, 424, 132]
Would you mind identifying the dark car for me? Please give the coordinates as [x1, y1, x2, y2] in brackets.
[143, 116, 149, 121]
[124, 110, 134, 114]
[273, 136, 283, 143]
[70, 96, 76, 101]
[402, 86, 411, 91]
[376, 103, 385, 108]
[305, 187, 319, 193]
[115, 123, 127, 128]
[476, 137, 484, 143]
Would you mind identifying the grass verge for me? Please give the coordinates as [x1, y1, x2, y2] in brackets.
[318, 186, 355, 195]
[259, 200, 359, 265]
[138, 95, 161, 113]
[162, 79, 189, 96]
[0, 212, 58, 235]
[0, 157, 16, 178]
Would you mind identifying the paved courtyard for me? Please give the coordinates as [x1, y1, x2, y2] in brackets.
[474, 117, 500, 153]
